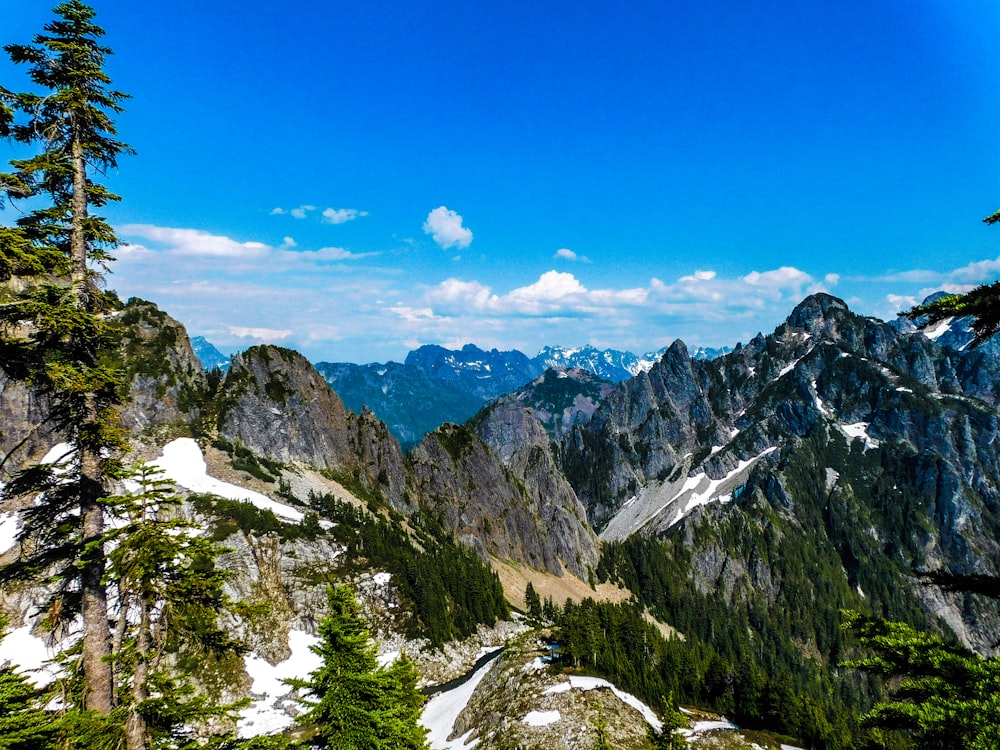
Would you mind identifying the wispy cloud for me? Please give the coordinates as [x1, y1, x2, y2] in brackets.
[229, 326, 292, 341]
[118, 225, 269, 258]
[423, 206, 473, 250]
[554, 248, 591, 263]
[117, 225, 379, 268]
[322, 207, 369, 224]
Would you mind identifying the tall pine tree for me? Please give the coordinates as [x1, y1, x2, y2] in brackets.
[0, 0, 132, 714]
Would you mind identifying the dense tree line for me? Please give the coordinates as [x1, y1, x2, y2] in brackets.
[308, 492, 510, 646]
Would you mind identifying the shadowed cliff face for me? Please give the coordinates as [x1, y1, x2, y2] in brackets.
[217, 345, 411, 513]
[407, 422, 590, 577]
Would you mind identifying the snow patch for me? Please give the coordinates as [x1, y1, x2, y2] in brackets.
[661, 448, 777, 528]
[923, 318, 953, 340]
[153, 438, 304, 522]
[0, 511, 18, 553]
[543, 676, 662, 731]
[838, 422, 879, 449]
[422, 649, 501, 749]
[522, 710, 560, 727]
[601, 447, 777, 541]
[237, 629, 321, 738]
[377, 650, 401, 668]
[0, 625, 65, 687]
[374, 572, 392, 586]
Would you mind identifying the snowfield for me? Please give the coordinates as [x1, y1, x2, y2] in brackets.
[600, 447, 777, 541]
[237, 629, 322, 738]
[152, 438, 304, 522]
[422, 649, 502, 749]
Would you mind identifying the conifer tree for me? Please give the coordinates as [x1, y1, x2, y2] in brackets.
[0, 0, 132, 715]
[295, 585, 429, 750]
[104, 463, 245, 750]
[843, 610, 1000, 749]
[0, 616, 56, 750]
[903, 207, 1000, 345]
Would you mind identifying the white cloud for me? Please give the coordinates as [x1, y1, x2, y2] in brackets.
[742, 266, 813, 294]
[117, 225, 378, 268]
[228, 326, 292, 341]
[118, 225, 269, 258]
[290, 205, 316, 219]
[554, 248, 591, 263]
[270, 208, 286, 215]
[322, 207, 369, 224]
[423, 206, 473, 250]
[678, 270, 716, 283]
[887, 294, 918, 311]
[824, 273, 840, 286]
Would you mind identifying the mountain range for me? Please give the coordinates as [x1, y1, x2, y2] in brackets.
[3, 291, 999, 749]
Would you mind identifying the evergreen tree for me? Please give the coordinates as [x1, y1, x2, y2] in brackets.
[524, 581, 542, 622]
[104, 462, 245, 750]
[295, 585, 429, 750]
[903, 207, 1000, 344]
[0, 616, 57, 750]
[0, 0, 132, 714]
[843, 610, 1000, 749]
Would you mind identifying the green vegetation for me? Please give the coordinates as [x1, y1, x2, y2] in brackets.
[308, 492, 509, 646]
[211, 437, 285, 483]
[843, 611, 1000, 749]
[292, 585, 429, 749]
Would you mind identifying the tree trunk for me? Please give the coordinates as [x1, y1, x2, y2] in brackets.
[80, 462, 113, 713]
[72, 131, 114, 713]
[70, 135, 88, 287]
[124, 593, 151, 750]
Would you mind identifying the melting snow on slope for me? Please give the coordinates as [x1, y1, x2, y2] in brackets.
[152, 438, 304, 522]
[522, 710, 560, 726]
[659, 448, 777, 529]
[838, 422, 879, 449]
[600, 447, 778, 541]
[422, 649, 502, 749]
[237, 629, 321, 737]
[923, 318, 953, 340]
[543, 675, 663, 731]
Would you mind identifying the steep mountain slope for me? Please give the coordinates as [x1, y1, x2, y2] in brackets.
[406, 420, 598, 579]
[217, 345, 412, 513]
[563, 294, 1000, 654]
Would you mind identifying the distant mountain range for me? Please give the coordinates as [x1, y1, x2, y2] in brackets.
[190, 336, 231, 371]
[190, 338, 730, 449]
[192, 293, 989, 454]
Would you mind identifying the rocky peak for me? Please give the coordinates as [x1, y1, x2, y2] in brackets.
[218, 345, 410, 512]
[784, 293, 856, 341]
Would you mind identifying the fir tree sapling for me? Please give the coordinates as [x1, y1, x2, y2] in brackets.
[293, 584, 429, 750]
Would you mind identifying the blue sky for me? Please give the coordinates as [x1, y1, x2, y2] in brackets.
[4, 1, 1000, 363]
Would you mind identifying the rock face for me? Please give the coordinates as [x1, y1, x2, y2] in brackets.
[407, 423, 572, 575]
[117, 298, 208, 435]
[562, 293, 1000, 652]
[474, 397, 600, 580]
[217, 346, 410, 512]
